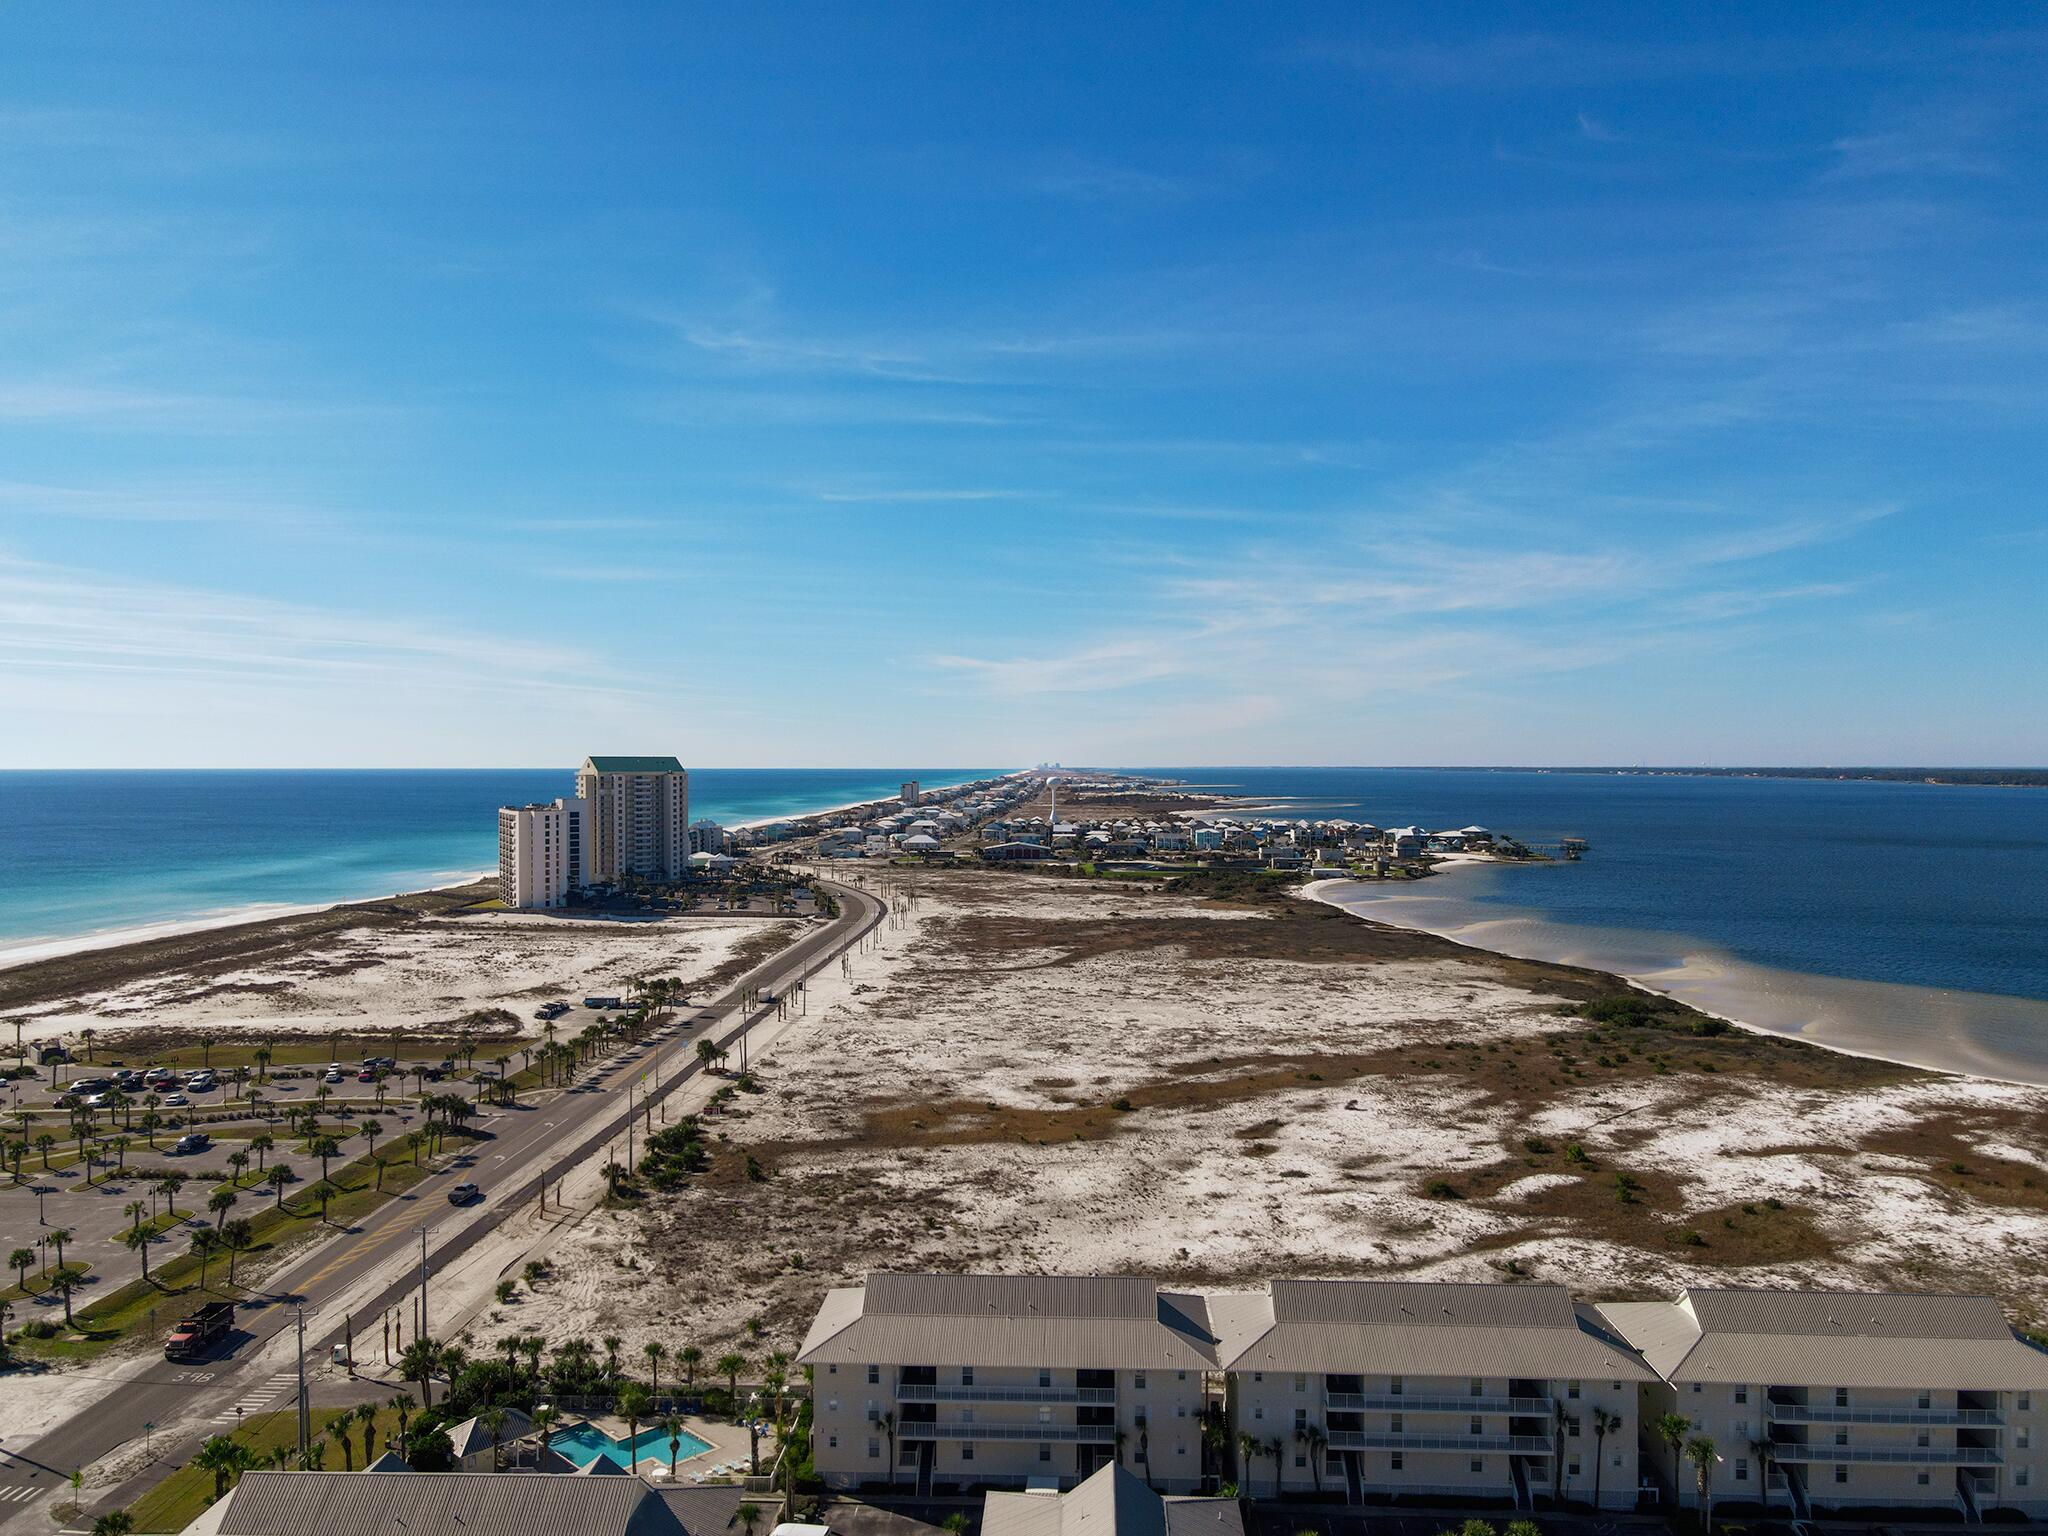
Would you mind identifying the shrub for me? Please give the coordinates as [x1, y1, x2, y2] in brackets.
[1613, 1171, 1642, 1205]
[1423, 1178, 1464, 1200]
[1522, 1136, 1552, 1155]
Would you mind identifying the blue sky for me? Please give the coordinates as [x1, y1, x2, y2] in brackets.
[1, 4, 2043, 768]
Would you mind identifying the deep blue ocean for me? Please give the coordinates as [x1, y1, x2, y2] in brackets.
[4, 765, 2047, 1075]
[0, 768, 997, 953]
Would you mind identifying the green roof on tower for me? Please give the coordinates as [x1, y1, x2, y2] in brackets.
[582, 755, 685, 773]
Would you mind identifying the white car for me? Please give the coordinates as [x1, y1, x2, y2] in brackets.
[160, 1093, 190, 1107]
[322, 1070, 344, 1085]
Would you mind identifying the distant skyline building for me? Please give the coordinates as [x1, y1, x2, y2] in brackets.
[689, 818, 729, 855]
[901, 779, 921, 805]
[497, 795, 589, 909]
[577, 754, 690, 882]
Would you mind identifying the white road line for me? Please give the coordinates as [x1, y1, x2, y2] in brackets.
[0, 1488, 38, 1503]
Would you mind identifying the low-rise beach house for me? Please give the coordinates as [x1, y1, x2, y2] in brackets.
[1598, 1288, 2048, 1520]
[799, 1274, 1219, 1494]
[1215, 1281, 1653, 1510]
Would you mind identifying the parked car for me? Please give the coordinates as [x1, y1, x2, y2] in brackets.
[447, 1182, 481, 1205]
[160, 1093, 190, 1107]
[83, 1092, 115, 1109]
[323, 1069, 344, 1085]
[66, 1078, 113, 1095]
[172, 1132, 210, 1154]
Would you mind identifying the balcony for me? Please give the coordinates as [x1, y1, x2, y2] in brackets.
[1326, 1432, 1555, 1455]
[1766, 1444, 2004, 1466]
[895, 1385, 1118, 1405]
[896, 1421, 1118, 1444]
[1325, 1393, 1555, 1416]
[1765, 1403, 2003, 1427]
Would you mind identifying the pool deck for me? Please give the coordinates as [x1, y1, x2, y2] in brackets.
[586, 1413, 764, 1481]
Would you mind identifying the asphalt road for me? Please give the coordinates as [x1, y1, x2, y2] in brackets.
[0, 879, 884, 1520]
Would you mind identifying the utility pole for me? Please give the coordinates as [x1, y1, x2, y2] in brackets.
[294, 1306, 310, 1456]
[418, 1226, 430, 1339]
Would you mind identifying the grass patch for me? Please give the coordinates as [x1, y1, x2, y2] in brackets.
[128, 1401, 412, 1532]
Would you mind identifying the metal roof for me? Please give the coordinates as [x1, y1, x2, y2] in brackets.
[982, 1463, 1244, 1536]
[584, 756, 686, 773]
[1215, 1282, 1656, 1382]
[798, 1274, 1220, 1370]
[1596, 1288, 2048, 1390]
[190, 1470, 736, 1536]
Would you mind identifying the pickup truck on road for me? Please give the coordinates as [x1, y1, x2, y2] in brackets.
[165, 1301, 234, 1360]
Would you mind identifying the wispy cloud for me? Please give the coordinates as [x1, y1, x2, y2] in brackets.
[814, 487, 1039, 504]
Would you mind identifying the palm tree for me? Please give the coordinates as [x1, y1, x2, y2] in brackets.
[190, 1228, 221, 1290]
[222, 1219, 254, 1284]
[680, 1344, 702, 1390]
[160, 1173, 186, 1215]
[532, 1404, 558, 1465]
[1592, 1406, 1620, 1509]
[881, 1409, 898, 1487]
[50, 1264, 83, 1326]
[603, 1335, 623, 1380]
[644, 1414, 679, 1476]
[717, 1351, 747, 1400]
[645, 1340, 666, 1399]
[251, 1132, 274, 1170]
[1654, 1412, 1693, 1505]
[736, 1503, 761, 1536]
[1749, 1435, 1776, 1513]
[391, 1392, 414, 1442]
[124, 1223, 155, 1283]
[227, 1150, 249, 1185]
[332, 1406, 360, 1471]
[195, 1435, 244, 1500]
[48, 1227, 72, 1269]
[400, 1336, 442, 1408]
[618, 1385, 652, 1467]
[1295, 1422, 1328, 1496]
[1266, 1436, 1284, 1498]
[268, 1164, 292, 1207]
[308, 1135, 341, 1182]
[1237, 1431, 1259, 1492]
[360, 1118, 385, 1188]
[209, 1187, 239, 1229]
[90, 1510, 134, 1536]
[480, 1407, 507, 1471]
[1684, 1434, 1718, 1529]
[361, 1410, 378, 1468]
[10, 1247, 36, 1290]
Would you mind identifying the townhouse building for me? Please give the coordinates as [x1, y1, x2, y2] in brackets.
[1214, 1281, 1654, 1510]
[1598, 1288, 2048, 1520]
[799, 1274, 1218, 1495]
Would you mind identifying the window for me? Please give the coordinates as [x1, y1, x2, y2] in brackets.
[2021, 1429, 2032, 1450]
[1295, 1453, 1307, 1468]
[1568, 1380, 1581, 1400]
[1735, 1459, 1749, 1482]
[1470, 1417, 1484, 1436]
[1471, 1458, 1485, 1474]
[1391, 1454, 1404, 1472]
[1254, 1407, 1264, 1422]
[1038, 1407, 1051, 1424]
[1917, 1431, 1930, 1449]
[1835, 1465, 1848, 1485]
[1040, 1369, 1052, 1387]
[868, 1440, 880, 1459]
[1391, 1375, 1404, 1396]
[1917, 1391, 1931, 1409]
[1692, 1383, 1702, 1394]
[962, 1367, 975, 1386]
[1567, 1417, 1581, 1438]
[1391, 1415, 1404, 1433]
[1253, 1372, 1263, 1384]
[1835, 1387, 1850, 1407]
[961, 1409, 975, 1425]
[962, 1444, 974, 1463]
[828, 1364, 838, 1375]
[2019, 1469, 2031, 1488]
[1734, 1385, 1748, 1404]
[1568, 1457, 1581, 1478]
[1294, 1374, 1308, 1392]
[1177, 1443, 1187, 1459]
[1732, 1419, 1748, 1439]
[2023, 1394, 2033, 1412]
[1177, 1405, 1187, 1419]
[1039, 1445, 1052, 1463]
[1178, 1371, 1187, 1382]
[1471, 1378, 1484, 1397]
[828, 1399, 840, 1413]
[1834, 1430, 1848, 1447]
[1135, 1371, 1147, 1390]
[868, 1365, 880, 1385]
[828, 1435, 838, 1449]
[1295, 1408, 1307, 1430]
[1918, 1473, 1931, 1487]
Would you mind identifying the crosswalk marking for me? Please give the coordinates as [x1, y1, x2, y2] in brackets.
[0, 1487, 39, 1503]
[212, 1371, 298, 1423]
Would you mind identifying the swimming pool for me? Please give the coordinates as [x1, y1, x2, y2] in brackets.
[550, 1420, 713, 1470]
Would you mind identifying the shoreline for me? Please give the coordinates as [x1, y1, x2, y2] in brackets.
[1302, 867, 2048, 1089]
[0, 771, 1019, 974]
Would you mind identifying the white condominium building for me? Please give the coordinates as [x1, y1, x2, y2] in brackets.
[497, 797, 591, 910]
[1216, 1280, 1652, 1510]
[902, 780, 922, 806]
[576, 755, 690, 882]
[1598, 1288, 2048, 1521]
[800, 1273, 1219, 1495]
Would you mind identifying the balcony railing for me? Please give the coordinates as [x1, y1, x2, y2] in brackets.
[896, 1422, 1118, 1444]
[895, 1385, 1117, 1405]
[1765, 1403, 2003, 1427]
[1325, 1393, 1555, 1416]
[1766, 1445, 2003, 1466]
[1326, 1432, 1554, 1455]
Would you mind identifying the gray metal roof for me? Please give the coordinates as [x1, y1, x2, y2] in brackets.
[1597, 1288, 2048, 1390]
[1215, 1282, 1656, 1382]
[191, 1470, 730, 1536]
[983, 1463, 1244, 1536]
[799, 1274, 1220, 1370]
